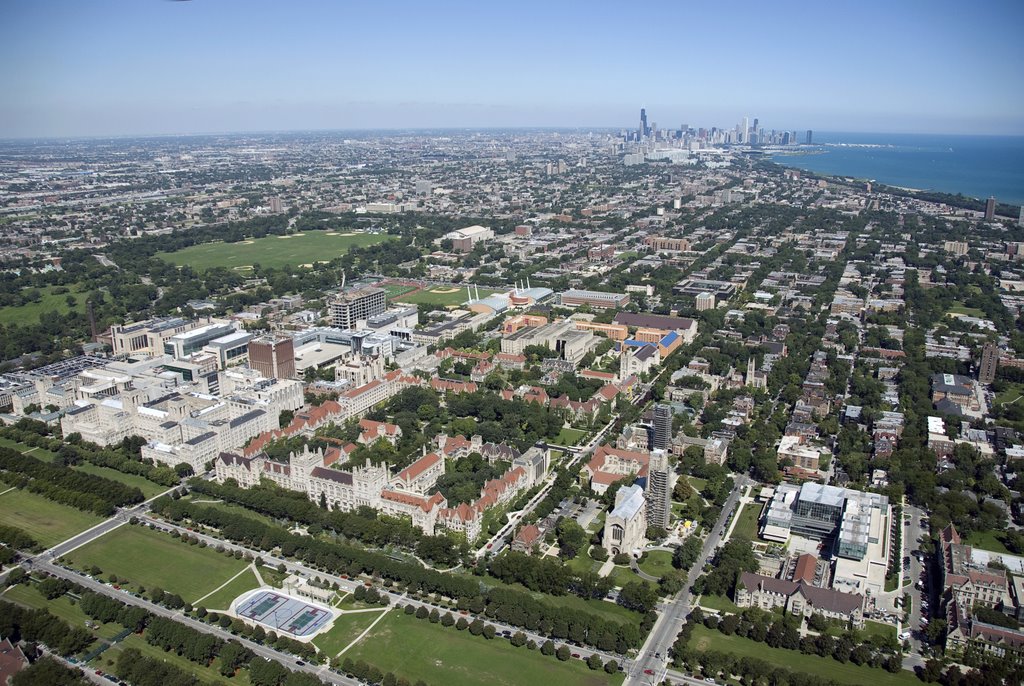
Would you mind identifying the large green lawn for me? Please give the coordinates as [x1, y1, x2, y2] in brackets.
[74, 463, 167, 499]
[312, 609, 387, 656]
[0, 285, 88, 325]
[155, 230, 391, 271]
[687, 625, 918, 686]
[391, 285, 499, 307]
[637, 550, 674, 579]
[0, 488, 103, 547]
[195, 566, 263, 611]
[345, 611, 622, 686]
[64, 525, 249, 603]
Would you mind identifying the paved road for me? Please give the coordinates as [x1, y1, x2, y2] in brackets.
[626, 475, 750, 685]
[36, 560, 361, 686]
[138, 513, 633, 668]
[901, 502, 929, 672]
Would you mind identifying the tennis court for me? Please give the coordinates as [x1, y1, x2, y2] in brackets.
[234, 589, 334, 638]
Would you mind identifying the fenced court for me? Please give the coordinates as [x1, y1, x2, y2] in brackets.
[234, 589, 333, 638]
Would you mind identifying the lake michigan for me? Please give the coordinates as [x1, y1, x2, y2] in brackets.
[766, 132, 1024, 206]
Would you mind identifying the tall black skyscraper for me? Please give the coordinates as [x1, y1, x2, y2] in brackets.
[653, 404, 672, 450]
[806, 130, 813, 145]
[640, 108, 648, 138]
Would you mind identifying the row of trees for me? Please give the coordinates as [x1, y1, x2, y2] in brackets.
[0, 599, 94, 657]
[153, 498, 643, 651]
[0, 447, 143, 516]
[1, 424, 180, 487]
[0, 523, 39, 552]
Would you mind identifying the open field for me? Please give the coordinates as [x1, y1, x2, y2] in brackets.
[311, 609, 386, 656]
[74, 462, 167, 499]
[155, 231, 391, 271]
[195, 566, 263, 611]
[0, 488, 103, 547]
[946, 302, 986, 318]
[688, 625, 918, 686]
[637, 550, 674, 579]
[555, 427, 589, 446]
[0, 285, 87, 325]
[64, 525, 249, 602]
[345, 611, 622, 686]
[390, 284, 500, 307]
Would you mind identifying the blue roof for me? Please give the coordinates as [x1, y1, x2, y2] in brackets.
[660, 331, 679, 346]
[622, 339, 652, 348]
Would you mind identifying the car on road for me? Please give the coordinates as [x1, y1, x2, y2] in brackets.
[643, 669, 654, 675]
[295, 660, 305, 666]
[899, 631, 911, 640]
[571, 653, 580, 659]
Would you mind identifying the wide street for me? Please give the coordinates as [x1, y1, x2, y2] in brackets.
[34, 560, 361, 686]
[626, 474, 750, 685]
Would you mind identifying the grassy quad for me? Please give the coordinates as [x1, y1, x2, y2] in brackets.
[637, 550, 674, 579]
[63, 525, 250, 603]
[687, 625, 918, 686]
[555, 427, 589, 446]
[155, 230, 390, 271]
[0, 488, 103, 547]
[344, 611, 622, 686]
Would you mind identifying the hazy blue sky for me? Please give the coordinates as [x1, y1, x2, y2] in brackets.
[2, 0, 1022, 137]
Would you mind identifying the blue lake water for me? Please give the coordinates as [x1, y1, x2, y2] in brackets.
[766, 132, 1024, 206]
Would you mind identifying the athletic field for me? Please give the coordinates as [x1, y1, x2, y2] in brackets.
[155, 230, 391, 271]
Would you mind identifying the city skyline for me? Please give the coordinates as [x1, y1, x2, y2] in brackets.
[2, 0, 1023, 138]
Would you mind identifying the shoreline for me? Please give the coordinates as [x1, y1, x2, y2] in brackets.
[767, 148, 1023, 207]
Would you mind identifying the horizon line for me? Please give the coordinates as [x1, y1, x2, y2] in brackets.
[2, 126, 1024, 143]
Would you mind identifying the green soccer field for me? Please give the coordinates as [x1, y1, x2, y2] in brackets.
[63, 525, 250, 602]
[344, 611, 622, 686]
[155, 230, 392, 271]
